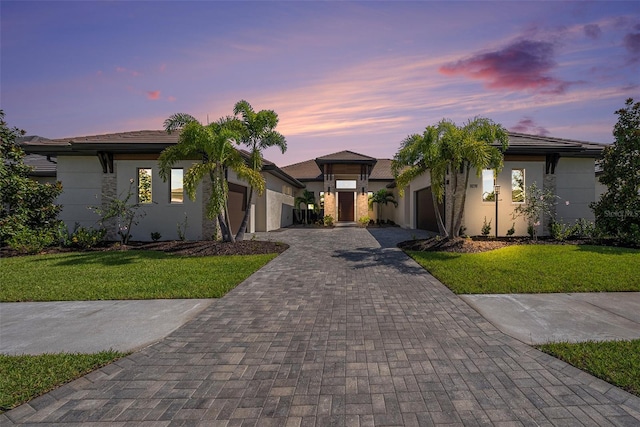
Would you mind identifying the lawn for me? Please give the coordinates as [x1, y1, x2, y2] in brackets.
[0, 251, 278, 301]
[537, 340, 640, 397]
[407, 244, 640, 294]
[0, 351, 128, 412]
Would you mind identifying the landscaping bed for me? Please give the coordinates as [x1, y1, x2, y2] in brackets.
[398, 236, 589, 253]
[0, 239, 288, 258]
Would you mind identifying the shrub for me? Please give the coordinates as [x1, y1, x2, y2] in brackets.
[70, 224, 106, 249]
[151, 232, 162, 242]
[358, 216, 370, 227]
[550, 219, 572, 242]
[7, 228, 55, 254]
[481, 216, 491, 236]
[323, 215, 334, 227]
[506, 222, 515, 236]
[571, 218, 595, 239]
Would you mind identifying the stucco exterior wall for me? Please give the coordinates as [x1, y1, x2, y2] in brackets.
[115, 159, 203, 241]
[256, 173, 295, 231]
[555, 157, 597, 224]
[463, 161, 545, 237]
[56, 156, 103, 229]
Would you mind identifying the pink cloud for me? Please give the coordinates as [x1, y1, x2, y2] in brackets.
[115, 66, 141, 77]
[439, 40, 570, 94]
[584, 24, 602, 40]
[147, 90, 161, 100]
[510, 117, 550, 136]
[167, 96, 176, 102]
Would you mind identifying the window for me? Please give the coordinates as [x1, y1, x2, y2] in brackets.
[170, 168, 184, 203]
[512, 169, 525, 203]
[482, 169, 495, 202]
[319, 191, 325, 209]
[336, 179, 357, 189]
[138, 168, 152, 204]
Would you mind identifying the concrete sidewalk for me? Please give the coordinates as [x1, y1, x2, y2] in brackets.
[2, 227, 639, 426]
[461, 292, 640, 345]
[0, 299, 214, 355]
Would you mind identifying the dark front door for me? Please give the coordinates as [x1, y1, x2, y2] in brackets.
[338, 192, 354, 221]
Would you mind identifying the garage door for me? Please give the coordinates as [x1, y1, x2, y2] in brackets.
[416, 187, 444, 232]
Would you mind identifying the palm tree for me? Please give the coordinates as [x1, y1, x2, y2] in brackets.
[294, 189, 316, 225]
[368, 189, 398, 224]
[233, 100, 287, 241]
[393, 117, 508, 239]
[159, 113, 263, 242]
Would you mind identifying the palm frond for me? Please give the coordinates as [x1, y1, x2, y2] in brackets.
[164, 113, 198, 134]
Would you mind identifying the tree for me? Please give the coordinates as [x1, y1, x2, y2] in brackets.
[393, 117, 508, 239]
[294, 189, 316, 225]
[160, 114, 264, 243]
[0, 110, 63, 247]
[233, 100, 287, 241]
[368, 189, 398, 223]
[591, 98, 640, 244]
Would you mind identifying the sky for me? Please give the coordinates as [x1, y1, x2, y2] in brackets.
[1, 1, 639, 166]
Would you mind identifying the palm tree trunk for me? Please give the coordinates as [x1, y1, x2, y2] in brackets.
[235, 186, 254, 241]
[217, 213, 231, 242]
[431, 186, 448, 238]
[452, 163, 471, 238]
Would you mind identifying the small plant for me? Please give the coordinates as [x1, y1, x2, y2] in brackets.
[70, 224, 106, 249]
[323, 215, 334, 227]
[481, 216, 492, 236]
[506, 222, 516, 236]
[91, 179, 147, 245]
[358, 216, 371, 227]
[550, 219, 572, 242]
[571, 218, 595, 239]
[151, 231, 161, 242]
[177, 213, 188, 241]
[513, 182, 558, 240]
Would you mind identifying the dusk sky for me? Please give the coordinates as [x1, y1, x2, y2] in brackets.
[2, 1, 639, 166]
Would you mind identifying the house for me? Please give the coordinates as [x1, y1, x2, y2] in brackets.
[280, 133, 605, 237]
[20, 130, 604, 240]
[20, 131, 304, 241]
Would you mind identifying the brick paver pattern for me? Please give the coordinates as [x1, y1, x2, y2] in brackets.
[3, 227, 640, 426]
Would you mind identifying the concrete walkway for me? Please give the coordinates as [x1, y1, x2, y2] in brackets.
[3, 227, 640, 425]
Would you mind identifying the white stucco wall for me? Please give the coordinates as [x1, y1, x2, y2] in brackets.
[463, 161, 545, 237]
[56, 156, 103, 229]
[115, 159, 203, 241]
[255, 173, 296, 231]
[555, 158, 597, 224]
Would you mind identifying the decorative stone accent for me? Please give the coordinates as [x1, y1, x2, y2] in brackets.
[101, 171, 118, 241]
[201, 174, 218, 240]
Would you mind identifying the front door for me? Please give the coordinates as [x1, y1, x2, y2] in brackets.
[338, 192, 354, 221]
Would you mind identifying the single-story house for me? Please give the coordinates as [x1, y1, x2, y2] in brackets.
[21, 131, 604, 240]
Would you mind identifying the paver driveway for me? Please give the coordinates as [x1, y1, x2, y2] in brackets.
[3, 227, 640, 426]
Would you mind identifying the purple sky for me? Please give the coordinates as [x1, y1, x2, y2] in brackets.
[2, 1, 639, 166]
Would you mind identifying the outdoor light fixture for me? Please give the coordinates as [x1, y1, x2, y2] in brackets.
[327, 186, 331, 194]
[494, 185, 501, 238]
[362, 187, 365, 194]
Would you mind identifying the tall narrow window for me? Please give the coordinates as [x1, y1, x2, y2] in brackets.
[512, 169, 525, 203]
[138, 168, 152, 204]
[319, 191, 325, 209]
[171, 168, 184, 203]
[482, 169, 495, 202]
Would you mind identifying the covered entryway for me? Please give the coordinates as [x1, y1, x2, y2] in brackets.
[338, 192, 354, 221]
[416, 186, 444, 232]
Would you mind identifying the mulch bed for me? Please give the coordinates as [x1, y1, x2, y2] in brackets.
[397, 236, 587, 254]
[0, 240, 289, 258]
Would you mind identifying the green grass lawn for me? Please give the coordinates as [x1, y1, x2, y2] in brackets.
[537, 340, 640, 397]
[407, 244, 640, 294]
[0, 251, 278, 301]
[0, 351, 128, 412]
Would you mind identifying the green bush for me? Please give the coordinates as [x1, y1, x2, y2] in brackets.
[481, 216, 491, 236]
[550, 220, 572, 242]
[358, 216, 370, 227]
[7, 228, 55, 254]
[323, 215, 334, 227]
[70, 226, 106, 249]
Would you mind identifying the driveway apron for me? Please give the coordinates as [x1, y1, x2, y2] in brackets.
[3, 227, 640, 426]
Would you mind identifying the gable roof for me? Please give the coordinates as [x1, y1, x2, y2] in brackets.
[282, 154, 394, 182]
